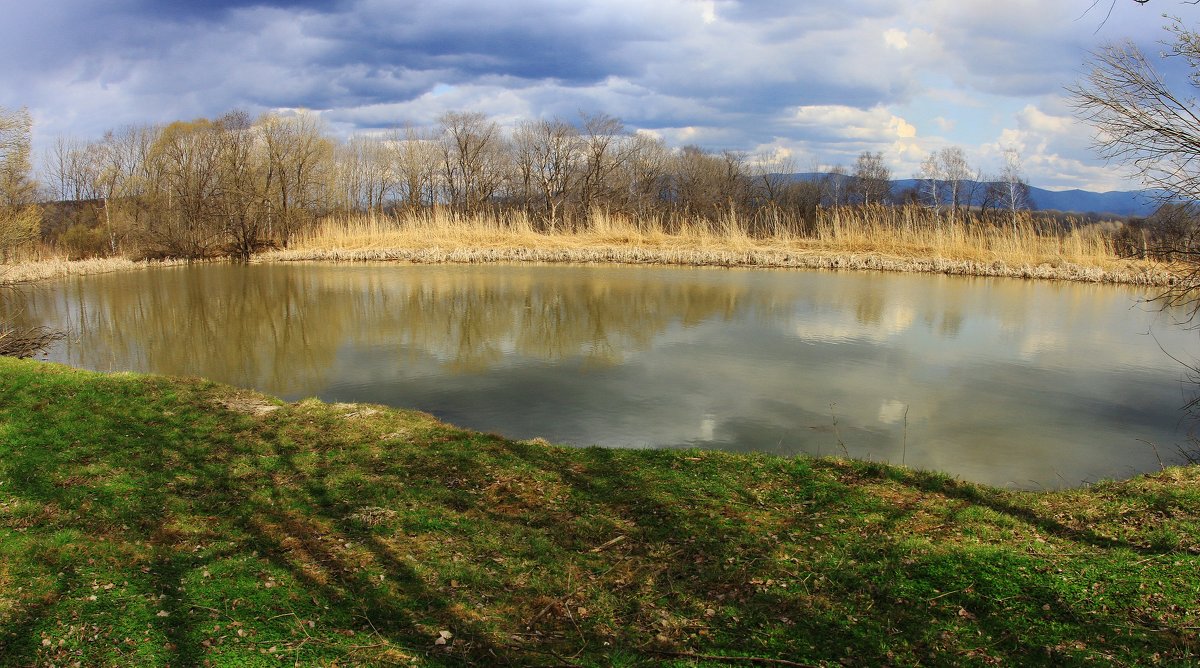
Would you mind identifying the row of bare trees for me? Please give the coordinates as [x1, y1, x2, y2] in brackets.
[36, 108, 1035, 260]
[45, 110, 330, 260]
[913, 147, 1031, 222]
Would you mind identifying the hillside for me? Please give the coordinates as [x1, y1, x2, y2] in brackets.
[794, 174, 1162, 218]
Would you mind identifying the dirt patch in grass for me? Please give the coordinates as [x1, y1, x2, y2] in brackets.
[214, 392, 281, 417]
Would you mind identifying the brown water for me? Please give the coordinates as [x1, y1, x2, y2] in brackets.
[8, 262, 1198, 489]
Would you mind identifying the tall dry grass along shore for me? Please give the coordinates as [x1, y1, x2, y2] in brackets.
[0, 206, 1182, 287]
[263, 206, 1179, 286]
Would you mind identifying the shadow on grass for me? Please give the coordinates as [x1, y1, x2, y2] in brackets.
[852, 461, 1178, 555]
[0, 373, 510, 665]
[3, 362, 1197, 666]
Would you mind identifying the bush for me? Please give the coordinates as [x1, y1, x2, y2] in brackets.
[57, 223, 112, 260]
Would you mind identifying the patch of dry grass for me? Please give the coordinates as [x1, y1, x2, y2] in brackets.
[268, 207, 1175, 285]
[1, 207, 1178, 286]
[0, 256, 190, 283]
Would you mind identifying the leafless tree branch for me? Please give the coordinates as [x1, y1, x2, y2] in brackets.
[1070, 17, 1200, 311]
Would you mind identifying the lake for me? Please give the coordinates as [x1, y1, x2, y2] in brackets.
[7, 262, 1198, 489]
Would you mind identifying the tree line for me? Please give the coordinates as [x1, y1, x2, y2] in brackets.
[16, 107, 1043, 260]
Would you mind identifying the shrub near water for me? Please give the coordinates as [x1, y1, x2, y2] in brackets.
[1, 357, 1198, 666]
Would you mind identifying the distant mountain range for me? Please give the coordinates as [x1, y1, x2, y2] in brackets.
[792, 173, 1164, 218]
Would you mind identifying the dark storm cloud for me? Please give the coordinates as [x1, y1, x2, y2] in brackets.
[129, 0, 345, 20]
[309, 1, 649, 85]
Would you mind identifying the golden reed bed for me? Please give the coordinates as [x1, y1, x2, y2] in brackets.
[0, 207, 1180, 286]
[266, 207, 1176, 286]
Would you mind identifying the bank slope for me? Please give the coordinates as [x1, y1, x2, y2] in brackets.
[0, 358, 1197, 666]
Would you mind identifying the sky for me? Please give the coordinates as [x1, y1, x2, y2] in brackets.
[1, 0, 1195, 192]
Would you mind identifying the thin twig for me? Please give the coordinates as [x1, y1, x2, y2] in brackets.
[588, 535, 626, 553]
[830, 402, 848, 457]
[1138, 439, 1167, 471]
[926, 585, 973, 603]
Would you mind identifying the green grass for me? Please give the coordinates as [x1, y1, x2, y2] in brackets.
[1, 357, 1198, 667]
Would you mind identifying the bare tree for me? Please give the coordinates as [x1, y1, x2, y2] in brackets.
[751, 150, 813, 234]
[915, 147, 972, 219]
[390, 125, 440, 212]
[143, 116, 228, 259]
[917, 152, 942, 210]
[821, 163, 849, 208]
[851, 151, 891, 206]
[939, 147, 973, 220]
[999, 148, 1032, 225]
[616, 132, 670, 219]
[663, 146, 753, 230]
[331, 136, 394, 214]
[1087, 0, 1198, 30]
[44, 136, 101, 202]
[259, 112, 330, 246]
[1071, 22, 1200, 202]
[439, 111, 505, 215]
[214, 111, 271, 260]
[751, 150, 796, 208]
[513, 118, 583, 228]
[93, 126, 158, 254]
[1071, 19, 1200, 309]
[578, 112, 627, 217]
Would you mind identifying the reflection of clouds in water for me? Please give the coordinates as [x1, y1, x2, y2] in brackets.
[792, 304, 916, 344]
[877, 399, 907, 425]
[700, 413, 716, 441]
[21, 263, 1197, 490]
[1017, 330, 1064, 361]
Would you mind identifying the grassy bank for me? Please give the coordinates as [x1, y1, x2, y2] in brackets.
[1, 358, 1198, 666]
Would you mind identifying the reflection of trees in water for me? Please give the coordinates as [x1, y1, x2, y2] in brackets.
[853, 289, 885, 326]
[19, 265, 767, 392]
[31, 267, 349, 396]
[364, 269, 754, 372]
[16, 265, 1170, 415]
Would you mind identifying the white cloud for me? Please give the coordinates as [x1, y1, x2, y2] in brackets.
[884, 28, 910, 50]
[933, 116, 956, 133]
[980, 100, 1129, 190]
[792, 105, 919, 143]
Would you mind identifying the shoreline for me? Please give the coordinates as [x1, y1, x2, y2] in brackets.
[261, 244, 1179, 285]
[1, 244, 1180, 286]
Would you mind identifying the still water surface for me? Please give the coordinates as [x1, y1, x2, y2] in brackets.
[10, 262, 1199, 489]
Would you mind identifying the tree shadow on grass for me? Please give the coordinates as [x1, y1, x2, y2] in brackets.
[0, 380, 513, 666]
[856, 461, 1184, 555]
[184, 415, 516, 665]
[5, 366, 1196, 666]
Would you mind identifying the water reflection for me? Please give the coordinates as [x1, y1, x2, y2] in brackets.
[8, 263, 1196, 489]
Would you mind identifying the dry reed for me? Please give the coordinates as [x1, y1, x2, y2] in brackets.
[267, 207, 1176, 286]
[0, 257, 191, 284]
[0, 207, 1178, 286]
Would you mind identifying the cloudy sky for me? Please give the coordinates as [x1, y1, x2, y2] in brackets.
[1, 0, 1194, 191]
